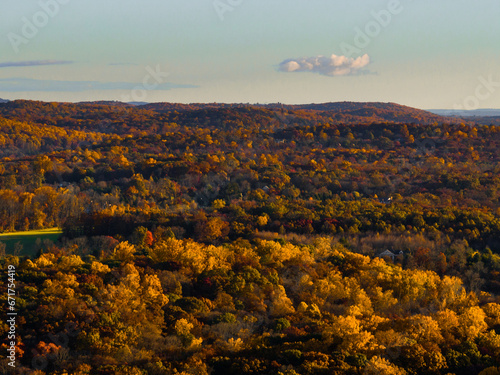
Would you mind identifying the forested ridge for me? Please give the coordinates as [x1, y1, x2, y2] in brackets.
[1, 100, 500, 374]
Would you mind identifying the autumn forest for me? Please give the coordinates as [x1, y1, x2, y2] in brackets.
[1, 99, 500, 374]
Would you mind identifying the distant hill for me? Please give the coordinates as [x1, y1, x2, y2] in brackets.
[0, 100, 461, 134]
[429, 109, 500, 117]
[78, 100, 133, 107]
[0, 98, 9, 103]
[268, 102, 455, 124]
[128, 101, 150, 106]
[142, 101, 456, 125]
[139, 102, 249, 112]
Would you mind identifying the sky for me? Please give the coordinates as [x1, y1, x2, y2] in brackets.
[0, 0, 499, 109]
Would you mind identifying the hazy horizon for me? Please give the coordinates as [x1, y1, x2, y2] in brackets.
[1, 0, 499, 109]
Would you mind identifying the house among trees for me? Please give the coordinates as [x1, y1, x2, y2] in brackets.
[379, 197, 393, 204]
[377, 249, 404, 261]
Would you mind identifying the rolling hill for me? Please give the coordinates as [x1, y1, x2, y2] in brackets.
[0, 100, 460, 133]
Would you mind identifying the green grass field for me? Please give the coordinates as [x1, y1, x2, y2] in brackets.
[0, 228, 63, 257]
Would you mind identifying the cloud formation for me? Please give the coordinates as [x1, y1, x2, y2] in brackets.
[0, 78, 198, 92]
[0, 60, 74, 68]
[279, 54, 370, 76]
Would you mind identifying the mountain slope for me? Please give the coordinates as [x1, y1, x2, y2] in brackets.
[142, 101, 455, 125]
[267, 102, 457, 124]
[0, 100, 458, 134]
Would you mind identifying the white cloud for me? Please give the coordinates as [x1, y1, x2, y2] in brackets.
[278, 54, 370, 76]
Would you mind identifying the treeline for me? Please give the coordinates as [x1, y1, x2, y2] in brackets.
[0, 100, 500, 373]
[0, 102, 499, 289]
[3, 235, 500, 374]
[0, 117, 106, 158]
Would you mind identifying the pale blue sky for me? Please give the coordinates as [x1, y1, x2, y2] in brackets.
[0, 0, 499, 108]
